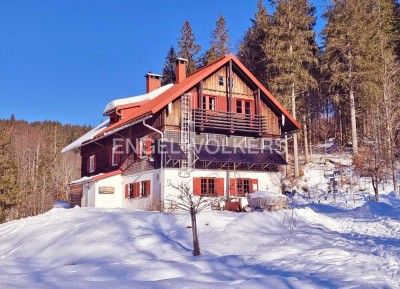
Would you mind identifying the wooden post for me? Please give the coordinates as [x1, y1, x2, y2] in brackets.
[229, 60, 234, 134]
[257, 88, 262, 136]
[199, 81, 203, 109]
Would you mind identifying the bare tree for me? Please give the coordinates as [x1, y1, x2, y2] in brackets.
[165, 182, 212, 256]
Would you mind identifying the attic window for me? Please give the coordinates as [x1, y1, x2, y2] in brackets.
[218, 76, 224, 86]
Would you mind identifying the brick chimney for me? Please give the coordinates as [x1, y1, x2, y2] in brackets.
[145, 73, 162, 93]
[175, 58, 188, 84]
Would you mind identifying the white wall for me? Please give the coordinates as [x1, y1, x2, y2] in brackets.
[94, 175, 123, 208]
[163, 168, 282, 202]
[122, 169, 161, 210]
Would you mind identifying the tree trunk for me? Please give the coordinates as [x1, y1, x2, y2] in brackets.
[285, 135, 290, 175]
[349, 59, 358, 154]
[292, 81, 299, 177]
[190, 208, 201, 256]
[303, 115, 309, 164]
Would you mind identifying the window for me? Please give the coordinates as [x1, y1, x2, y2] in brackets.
[236, 99, 252, 115]
[111, 146, 121, 166]
[236, 100, 242, 114]
[140, 181, 150, 197]
[127, 180, 151, 198]
[245, 101, 251, 115]
[201, 178, 216, 196]
[202, 95, 217, 111]
[218, 76, 224, 86]
[88, 155, 96, 173]
[236, 179, 251, 196]
[209, 97, 216, 111]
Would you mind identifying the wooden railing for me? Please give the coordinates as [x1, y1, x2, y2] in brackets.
[192, 109, 267, 135]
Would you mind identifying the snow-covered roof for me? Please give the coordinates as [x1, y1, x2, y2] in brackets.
[61, 119, 110, 153]
[103, 84, 174, 115]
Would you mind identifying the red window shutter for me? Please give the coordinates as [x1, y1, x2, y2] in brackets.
[125, 184, 129, 198]
[145, 138, 152, 156]
[251, 179, 259, 193]
[216, 178, 225, 197]
[193, 178, 201, 196]
[135, 182, 140, 198]
[229, 179, 236, 196]
[146, 180, 151, 196]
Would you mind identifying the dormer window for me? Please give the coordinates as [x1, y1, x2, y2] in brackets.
[218, 76, 224, 86]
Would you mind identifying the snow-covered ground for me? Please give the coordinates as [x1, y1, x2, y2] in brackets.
[1, 143, 400, 289]
[1, 200, 400, 288]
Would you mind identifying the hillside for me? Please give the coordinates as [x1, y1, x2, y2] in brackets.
[1, 197, 400, 288]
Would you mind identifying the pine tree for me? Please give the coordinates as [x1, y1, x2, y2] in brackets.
[238, 0, 272, 86]
[177, 21, 201, 74]
[161, 46, 177, 85]
[0, 122, 18, 222]
[267, 0, 318, 177]
[203, 15, 231, 65]
[323, 0, 380, 155]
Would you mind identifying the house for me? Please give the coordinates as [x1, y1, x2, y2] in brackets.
[62, 54, 300, 210]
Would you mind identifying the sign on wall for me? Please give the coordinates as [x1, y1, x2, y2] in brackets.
[99, 186, 115, 194]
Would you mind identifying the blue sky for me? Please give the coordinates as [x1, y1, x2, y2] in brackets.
[0, 0, 327, 126]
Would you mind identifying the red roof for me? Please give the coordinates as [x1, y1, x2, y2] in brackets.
[92, 170, 122, 182]
[96, 54, 300, 137]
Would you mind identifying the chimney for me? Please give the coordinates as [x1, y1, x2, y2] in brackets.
[175, 58, 188, 84]
[145, 73, 162, 93]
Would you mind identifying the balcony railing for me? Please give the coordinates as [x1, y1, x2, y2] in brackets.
[193, 109, 267, 135]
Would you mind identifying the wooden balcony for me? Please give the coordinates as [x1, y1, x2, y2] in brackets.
[192, 109, 267, 135]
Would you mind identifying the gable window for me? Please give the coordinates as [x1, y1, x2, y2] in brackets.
[88, 155, 96, 173]
[218, 76, 224, 86]
[245, 101, 251, 114]
[202, 96, 207, 110]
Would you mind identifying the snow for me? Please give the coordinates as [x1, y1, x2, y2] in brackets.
[250, 191, 285, 199]
[1, 199, 400, 288]
[103, 84, 174, 115]
[4, 141, 400, 288]
[61, 119, 110, 153]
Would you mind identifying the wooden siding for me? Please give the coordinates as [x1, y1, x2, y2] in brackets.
[203, 67, 254, 100]
[261, 101, 280, 136]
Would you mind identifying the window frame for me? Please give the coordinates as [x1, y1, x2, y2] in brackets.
[89, 155, 96, 173]
[111, 146, 121, 166]
[200, 178, 217, 196]
[236, 178, 251, 196]
[218, 76, 224, 86]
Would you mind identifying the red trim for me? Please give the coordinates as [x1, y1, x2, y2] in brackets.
[92, 170, 122, 182]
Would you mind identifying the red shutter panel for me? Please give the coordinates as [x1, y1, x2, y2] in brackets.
[229, 179, 236, 196]
[125, 184, 129, 198]
[251, 179, 259, 193]
[216, 178, 225, 197]
[146, 180, 151, 196]
[145, 138, 152, 156]
[135, 182, 140, 198]
[193, 178, 201, 196]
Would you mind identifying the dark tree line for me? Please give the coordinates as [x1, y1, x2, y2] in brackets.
[0, 117, 90, 222]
